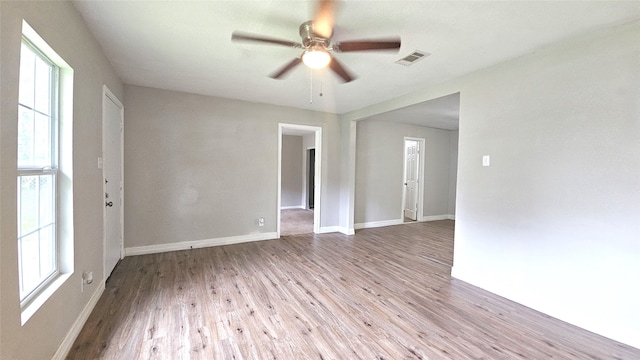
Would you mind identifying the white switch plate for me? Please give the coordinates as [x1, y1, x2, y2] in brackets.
[482, 155, 491, 167]
[97, 157, 103, 169]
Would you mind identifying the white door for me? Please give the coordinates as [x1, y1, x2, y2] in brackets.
[103, 88, 123, 279]
[403, 140, 419, 221]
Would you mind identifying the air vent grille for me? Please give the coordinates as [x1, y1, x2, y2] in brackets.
[395, 50, 430, 66]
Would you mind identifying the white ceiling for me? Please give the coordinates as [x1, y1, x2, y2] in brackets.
[73, 0, 639, 126]
[367, 92, 460, 130]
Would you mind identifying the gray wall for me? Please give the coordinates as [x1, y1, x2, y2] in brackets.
[355, 120, 456, 225]
[345, 21, 640, 348]
[452, 21, 640, 347]
[281, 135, 303, 208]
[338, 120, 357, 232]
[0, 2, 124, 359]
[124, 85, 343, 248]
[448, 130, 459, 215]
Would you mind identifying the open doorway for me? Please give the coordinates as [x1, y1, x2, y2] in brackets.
[278, 124, 322, 237]
[307, 148, 315, 209]
[402, 137, 425, 223]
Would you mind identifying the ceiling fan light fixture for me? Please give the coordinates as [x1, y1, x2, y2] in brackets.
[302, 49, 331, 69]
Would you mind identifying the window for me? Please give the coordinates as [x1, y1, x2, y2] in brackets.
[17, 38, 59, 304]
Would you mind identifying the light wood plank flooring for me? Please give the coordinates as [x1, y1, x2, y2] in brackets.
[67, 221, 639, 359]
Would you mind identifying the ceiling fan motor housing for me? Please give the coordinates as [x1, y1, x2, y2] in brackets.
[299, 21, 331, 48]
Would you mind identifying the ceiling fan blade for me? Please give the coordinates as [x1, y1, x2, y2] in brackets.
[313, 0, 335, 38]
[270, 58, 303, 79]
[231, 31, 302, 48]
[328, 56, 355, 83]
[333, 39, 401, 52]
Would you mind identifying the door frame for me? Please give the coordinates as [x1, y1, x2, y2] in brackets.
[306, 147, 315, 209]
[102, 85, 124, 281]
[278, 124, 322, 236]
[401, 137, 425, 222]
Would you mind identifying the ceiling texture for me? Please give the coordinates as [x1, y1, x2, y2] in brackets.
[72, 1, 639, 129]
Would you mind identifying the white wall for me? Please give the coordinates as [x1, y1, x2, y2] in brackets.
[281, 135, 303, 208]
[0, 2, 124, 359]
[123, 85, 343, 251]
[345, 21, 640, 348]
[354, 120, 455, 225]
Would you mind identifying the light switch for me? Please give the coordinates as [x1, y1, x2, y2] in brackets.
[482, 155, 490, 167]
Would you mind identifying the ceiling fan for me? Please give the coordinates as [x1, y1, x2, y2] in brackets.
[231, 0, 401, 83]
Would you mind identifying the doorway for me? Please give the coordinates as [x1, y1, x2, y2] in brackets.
[278, 124, 322, 237]
[402, 137, 425, 222]
[102, 86, 124, 281]
[307, 148, 315, 209]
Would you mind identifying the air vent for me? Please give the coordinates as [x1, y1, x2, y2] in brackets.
[395, 50, 430, 66]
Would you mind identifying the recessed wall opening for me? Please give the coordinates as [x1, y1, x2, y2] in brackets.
[277, 124, 322, 237]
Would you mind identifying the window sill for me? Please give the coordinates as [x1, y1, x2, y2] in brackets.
[21, 272, 72, 325]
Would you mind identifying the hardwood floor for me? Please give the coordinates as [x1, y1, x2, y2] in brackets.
[67, 221, 639, 359]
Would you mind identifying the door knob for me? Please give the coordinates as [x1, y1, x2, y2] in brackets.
[106, 201, 113, 207]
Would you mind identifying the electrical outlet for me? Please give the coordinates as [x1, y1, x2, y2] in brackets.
[258, 217, 265, 227]
[81, 271, 94, 293]
[84, 271, 94, 285]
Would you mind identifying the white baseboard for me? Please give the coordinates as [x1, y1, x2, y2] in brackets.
[355, 219, 403, 230]
[318, 226, 353, 235]
[340, 227, 355, 235]
[124, 232, 279, 256]
[422, 214, 456, 221]
[52, 281, 105, 360]
[355, 215, 455, 230]
[280, 205, 305, 210]
[318, 226, 340, 234]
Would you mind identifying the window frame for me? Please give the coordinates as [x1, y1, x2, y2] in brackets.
[17, 37, 61, 306]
